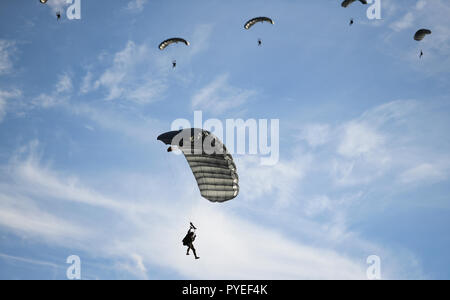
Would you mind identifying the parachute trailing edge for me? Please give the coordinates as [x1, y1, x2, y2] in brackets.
[158, 129, 239, 203]
[159, 38, 190, 50]
[244, 17, 274, 30]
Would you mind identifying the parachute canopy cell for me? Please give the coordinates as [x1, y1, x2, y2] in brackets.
[159, 38, 190, 50]
[244, 17, 274, 30]
[341, 0, 368, 8]
[414, 29, 432, 41]
[158, 128, 239, 203]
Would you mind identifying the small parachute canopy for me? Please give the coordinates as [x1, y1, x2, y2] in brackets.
[414, 29, 432, 41]
[158, 128, 239, 203]
[40, 0, 48, 4]
[158, 38, 190, 50]
[341, 0, 368, 8]
[244, 17, 274, 30]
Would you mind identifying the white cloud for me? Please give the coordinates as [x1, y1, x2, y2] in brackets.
[0, 193, 88, 241]
[304, 195, 332, 217]
[32, 73, 73, 108]
[328, 101, 421, 186]
[55, 73, 73, 94]
[399, 163, 448, 184]
[0, 89, 22, 123]
[0, 141, 386, 279]
[0, 253, 60, 270]
[298, 124, 330, 147]
[190, 24, 214, 56]
[191, 74, 256, 114]
[10, 149, 125, 211]
[390, 12, 415, 32]
[416, 0, 427, 11]
[68, 102, 161, 144]
[236, 151, 311, 207]
[0, 40, 16, 75]
[294, 99, 450, 190]
[80, 71, 93, 94]
[331, 121, 390, 187]
[93, 41, 167, 103]
[337, 122, 385, 158]
[126, 0, 148, 13]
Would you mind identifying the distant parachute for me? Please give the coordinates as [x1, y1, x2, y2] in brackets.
[158, 128, 239, 203]
[414, 29, 432, 41]
[244, 17, 274, 30]
[341, 0, 368, 8]
[158, 38, 190, 51]
[40, 0, 47, 3]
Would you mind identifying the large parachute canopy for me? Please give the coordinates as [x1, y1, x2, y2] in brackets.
[158, 128, 239, 203]
[341, 0, 368, 8]
[414, 29, 432, 41]
[244, 17, 274, 30]
[158, 38, 190, 50]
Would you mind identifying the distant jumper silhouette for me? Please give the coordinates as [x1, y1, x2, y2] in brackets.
[182, 222, 199, 259]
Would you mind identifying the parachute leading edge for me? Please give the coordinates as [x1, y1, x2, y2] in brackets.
[159, 38, 190, 50]
[244, 17, 274, 30]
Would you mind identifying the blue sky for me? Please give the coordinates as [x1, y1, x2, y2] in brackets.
[0, 0, 449, 279]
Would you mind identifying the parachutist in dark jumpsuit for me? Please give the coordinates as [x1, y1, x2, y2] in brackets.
[258, 39, 262, 46]
[172, 60, 177, 68]
[419, 50, 423, 58]
[350, 18, 354, 26]
[56, 11, 61, 20]
[183, 223, 199, 259]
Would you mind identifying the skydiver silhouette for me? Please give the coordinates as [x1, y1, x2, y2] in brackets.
[258, 39, 262, 46]
[172, 60, 177, 68]
[350, 18, 354, 26]
[56, 11, 61, 20]
[419, 50, 424, 58]
[182, 222, 199, 259]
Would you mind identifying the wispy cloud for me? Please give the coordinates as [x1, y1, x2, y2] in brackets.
[55, 73, 73, 94]
[32, 73, 73, 108]
[0, 40, 16, 76]
[399, 163, 448, 184]
[191, 73, 257, 114]
[296, 99, 450, 191]
[92, 41, 167, 103]
[0, 89, 21, 123]
[390, 12, 415, 32]
[126, 0, 148, 13]
[0, 253, 61, 270]
[0, 193, 88, 241]
[0, 140, 389, 279]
